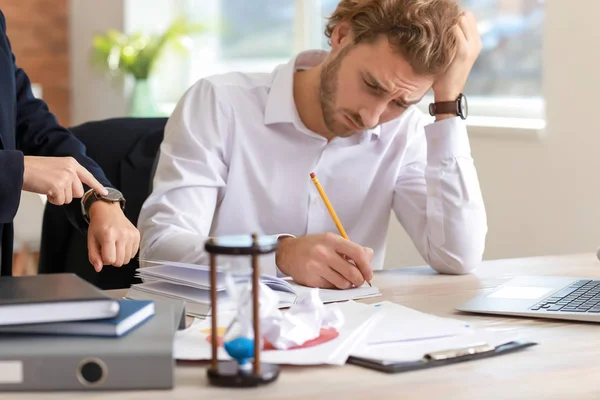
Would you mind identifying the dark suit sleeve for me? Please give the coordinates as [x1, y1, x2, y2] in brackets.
[0, 149, 24, 224]
[0, 12, 113, 232]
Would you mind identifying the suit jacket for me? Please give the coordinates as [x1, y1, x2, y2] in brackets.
[38, 117, 166, 289]
[0, 11, 111, 275]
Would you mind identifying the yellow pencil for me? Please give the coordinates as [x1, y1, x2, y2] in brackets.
[310, 172, 372, 287]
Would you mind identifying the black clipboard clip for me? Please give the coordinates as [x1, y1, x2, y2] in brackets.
[347, 340, 538, 373]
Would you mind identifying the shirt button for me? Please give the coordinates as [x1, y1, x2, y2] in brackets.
[313, 197, 319, 205]
[428, 188, 437, 196]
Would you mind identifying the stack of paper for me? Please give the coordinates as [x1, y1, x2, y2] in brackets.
[349, 301, 522, 366]
[172, 300, 521, 367]
[174, 301, 515, 365]
[125, 260, 381, 318]
[174, 301, 385, 365]
[174, 301, 496, 365]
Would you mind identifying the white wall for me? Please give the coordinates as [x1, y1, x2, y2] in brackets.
[383, 0, 600, 268]
[70, 0, 127, 125]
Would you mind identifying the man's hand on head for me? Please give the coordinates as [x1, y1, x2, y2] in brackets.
[432, 11, 482, 119]
[275, 233, 374, 289]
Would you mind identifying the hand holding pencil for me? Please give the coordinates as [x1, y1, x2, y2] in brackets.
[309, 172, 373, 287]
[273, 172, 374, 290]
[276, 232, 374, 289]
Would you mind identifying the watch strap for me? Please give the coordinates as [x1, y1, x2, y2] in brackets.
[81, 189, 95, 223]
[428, 94, 467, 120]
[429, 100, 458, 115]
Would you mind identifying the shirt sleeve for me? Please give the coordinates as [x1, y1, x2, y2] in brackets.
[138, 79, 231, 267]
[392, 114, 488, 274]
[138, 79, 296, 276]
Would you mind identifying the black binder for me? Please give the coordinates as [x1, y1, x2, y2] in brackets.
[347, 340, 537, 373]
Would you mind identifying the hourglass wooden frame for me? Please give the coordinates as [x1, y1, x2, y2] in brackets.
[204, 233, 280, 387]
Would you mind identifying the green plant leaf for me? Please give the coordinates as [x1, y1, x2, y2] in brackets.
[91, 15, 208, 80]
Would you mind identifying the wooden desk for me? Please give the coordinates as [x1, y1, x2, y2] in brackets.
[6, 253, 600, 399]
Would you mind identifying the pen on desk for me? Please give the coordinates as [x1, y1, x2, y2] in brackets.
[309, 172, 373, 287]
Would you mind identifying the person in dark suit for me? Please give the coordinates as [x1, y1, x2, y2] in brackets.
[0, 11, 139, 276]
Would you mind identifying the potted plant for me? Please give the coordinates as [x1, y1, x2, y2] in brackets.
[92, 17, 205, 117]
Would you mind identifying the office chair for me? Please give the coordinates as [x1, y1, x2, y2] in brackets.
[38, 117, 167, 289]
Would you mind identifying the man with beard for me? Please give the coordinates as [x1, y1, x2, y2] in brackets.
[138, 0, 488, 289]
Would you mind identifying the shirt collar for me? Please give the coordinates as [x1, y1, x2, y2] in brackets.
[264, 50, 381, 140]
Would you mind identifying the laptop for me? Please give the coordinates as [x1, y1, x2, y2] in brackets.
[456, 276, 600, 322]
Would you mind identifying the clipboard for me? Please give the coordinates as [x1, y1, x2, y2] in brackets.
[347, 340, 537, 373]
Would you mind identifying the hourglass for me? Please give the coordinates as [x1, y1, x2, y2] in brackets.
[204, 233, 281, 387]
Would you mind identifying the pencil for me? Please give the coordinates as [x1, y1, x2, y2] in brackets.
[309, 172, 372, 287]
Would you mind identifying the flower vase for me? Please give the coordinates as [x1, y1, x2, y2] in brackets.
[130, 79, 157, 117]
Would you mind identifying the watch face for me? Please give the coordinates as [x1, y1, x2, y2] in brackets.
[102, 188, 124, 201]
[458, 94, 468, 119]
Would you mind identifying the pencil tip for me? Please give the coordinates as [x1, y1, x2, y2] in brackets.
[310, 172, 316, 178]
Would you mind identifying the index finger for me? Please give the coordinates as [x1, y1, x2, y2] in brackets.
[333, 237, 373, 281]
[76, 165, 108, 195]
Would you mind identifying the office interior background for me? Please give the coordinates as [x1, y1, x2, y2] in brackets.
[6, 0, 595, 276]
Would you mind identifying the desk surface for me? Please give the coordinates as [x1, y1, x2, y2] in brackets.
[6, 253, 600, 399]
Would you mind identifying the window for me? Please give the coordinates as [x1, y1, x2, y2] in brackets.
[182, 0, 295, 83]
[174, 0, 544, 128]
[462, 0, 543, 99]
[216, 0, 295, 60]
[461, 0, 545, 130]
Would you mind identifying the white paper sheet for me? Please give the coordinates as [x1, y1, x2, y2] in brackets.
[290, 282, 381, 303]
[364, 301, 473, 344]
[173, 301, 384, 365]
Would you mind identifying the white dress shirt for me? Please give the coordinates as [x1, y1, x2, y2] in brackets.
[138, 50, 488, 277]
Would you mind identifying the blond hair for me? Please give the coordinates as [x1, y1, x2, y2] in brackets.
[325, 0, 461, 75]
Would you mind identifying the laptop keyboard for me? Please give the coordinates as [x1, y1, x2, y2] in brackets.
[530, 280, 600, 313]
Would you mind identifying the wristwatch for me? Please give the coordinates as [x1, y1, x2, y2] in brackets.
[428, 93, 468, 120]
[81, 187, 126, 223]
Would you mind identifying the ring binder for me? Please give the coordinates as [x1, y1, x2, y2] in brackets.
[347, 340, 538, 373]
